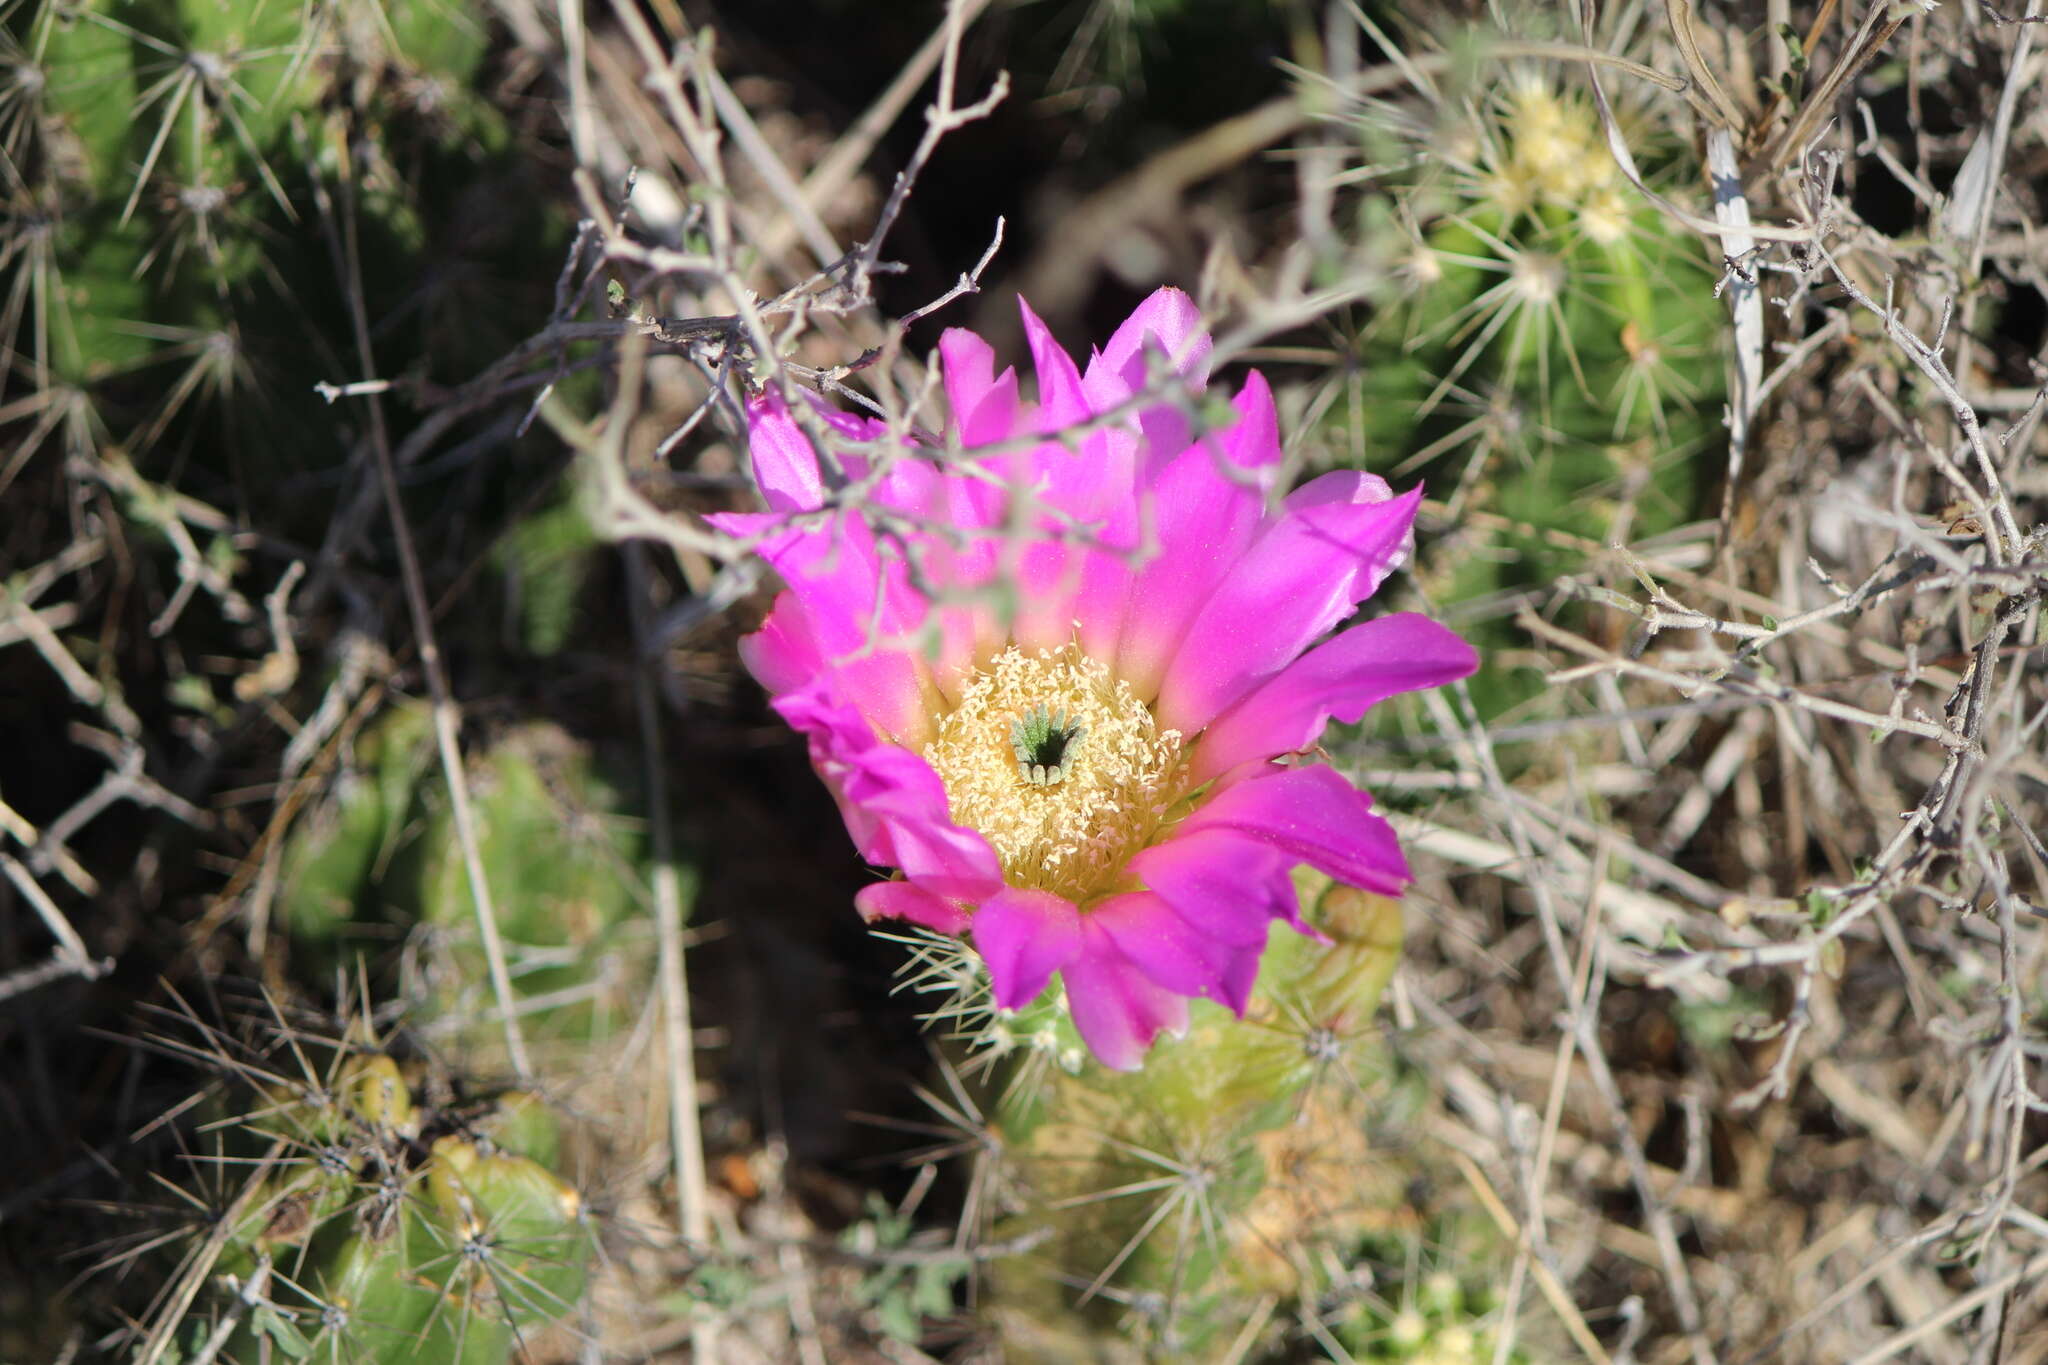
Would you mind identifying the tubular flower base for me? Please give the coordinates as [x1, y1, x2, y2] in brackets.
[715, 290, 1477, 1069]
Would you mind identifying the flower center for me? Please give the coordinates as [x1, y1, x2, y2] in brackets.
[925, 644, 1184, 904]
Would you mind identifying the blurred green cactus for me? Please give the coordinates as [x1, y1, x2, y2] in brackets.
[280, 711, 668, 1065]
[157, 1046, 591, 1365]
[490, 490, 605, 658]
[1331, 1260, 1520, 1364]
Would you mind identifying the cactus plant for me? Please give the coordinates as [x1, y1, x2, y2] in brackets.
[279, 711, 668, 1068]
[915, 875, 1521, 1359]
[6, 0, 561, 497]
[490, 489, 605, 659]
[1346, 30, 1728, 716]
[1330, 1254, 1521, 1364]
[145, 1037, 593, 1365]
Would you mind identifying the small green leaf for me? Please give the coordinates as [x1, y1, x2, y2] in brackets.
[876, 1292, 921, 1343]
[1777, 24, 1807, 73]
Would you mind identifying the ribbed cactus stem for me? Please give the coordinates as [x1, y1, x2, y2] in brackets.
[167, 1048, 591, 1364]
[981, 877, 1415, 1354]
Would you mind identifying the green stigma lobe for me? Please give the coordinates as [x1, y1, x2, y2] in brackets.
[1011, 704, 1086, 786]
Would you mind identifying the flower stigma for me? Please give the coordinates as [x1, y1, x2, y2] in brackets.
[925, 644, 1184, 903]
[1011, 704, 1086, 786]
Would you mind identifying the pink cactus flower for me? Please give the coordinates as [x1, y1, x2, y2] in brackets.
[713, 288, 1476, 1069]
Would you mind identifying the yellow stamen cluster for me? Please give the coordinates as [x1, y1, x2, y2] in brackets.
[925, 644, 1184, 904]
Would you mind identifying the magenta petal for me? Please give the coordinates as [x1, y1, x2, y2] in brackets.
[1009, 538, 1084, 655]
[1004, 459, 1140, 662]
[1084, 288, 1216, 458]
[772, 682, 1004, 901]
[1061, 922, 1192, 1070]
[939, 326, 994, 413]
[975, 889, 1082, 1010]
[737, 591, 823, 699]
[1070, 544, 1136, 663]
[1181, 765, 1412, 895]
[1019, 296, 1091, 432]
[744, 392, 827, 512]
[713, 504, 937, 727]
[1091, 891, 1265, 1015]
[802, 396, 894, 493]
[1284, 471, 1418, 606]
[1013, 524, 1141, 662]
[714, 511, 931, 738]
[1017, 531, 1140, 665]
[1129, 829, 1303, 940]
[1112, 382, 1280, 701]
[941, 328, 1022, 449]
[1193, 613, 1479, 784]
[856, 881, 972, 935]
[869, 446, 946, 521]
[1006, 311, 1136, 655]
[723, 507, 937, 743]
[808, 396, 891, 444]
[1220, 368, 1283, 468]
[878, 799, 1009, 901]
[1099, 286, 1214, 392]
[1156, 482, 1423, 734]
